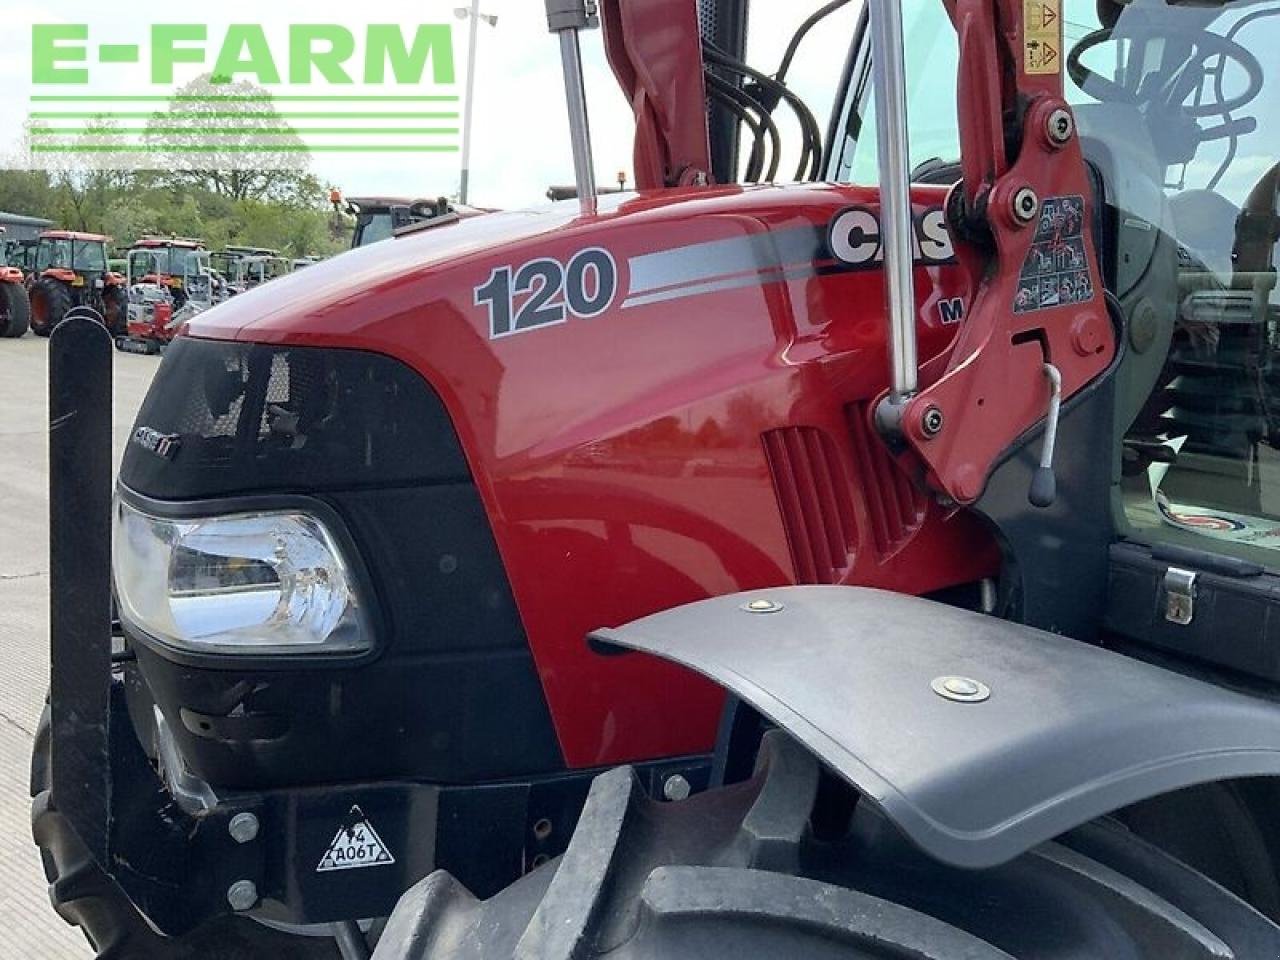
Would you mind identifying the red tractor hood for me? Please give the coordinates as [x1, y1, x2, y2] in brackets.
[192, 188, 740, 342]
[185, 180, 995, 769]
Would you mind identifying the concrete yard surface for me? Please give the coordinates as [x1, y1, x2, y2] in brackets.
[0, 335, 161, 957]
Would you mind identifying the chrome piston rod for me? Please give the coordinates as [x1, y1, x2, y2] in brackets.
[869, 0, 919, 406]
[546, 0, 599, 215]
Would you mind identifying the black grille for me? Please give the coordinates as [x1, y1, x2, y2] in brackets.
[121, 338, 470, 500]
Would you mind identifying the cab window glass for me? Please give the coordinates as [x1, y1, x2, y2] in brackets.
[831, 0, 1101, 185]
[1112, 2, 1280, 564]
[834, 0, 1280, 566]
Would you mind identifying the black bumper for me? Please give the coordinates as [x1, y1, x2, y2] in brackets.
[57, 675, 707, 936]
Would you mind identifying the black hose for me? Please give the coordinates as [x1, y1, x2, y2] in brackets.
[706, 69, 783, 181]
[703, 41, 824, 180]
[777, 0, 855, 84]
[706, 78, 768, 182]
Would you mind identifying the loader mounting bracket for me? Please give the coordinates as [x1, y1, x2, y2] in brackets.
[592, 586, 1280, 869]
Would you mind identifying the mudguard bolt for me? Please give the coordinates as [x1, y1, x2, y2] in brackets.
[921, 406, 945, 438]
[932, 675, 992, 703]
[742, 598, 784, 614]
[226, 880, 258, 911]
[1013, 187, 1040, 224]
[228, 812, 259, 844]
[1047, 108, 1074, 145]
[663, 775, 692, 802]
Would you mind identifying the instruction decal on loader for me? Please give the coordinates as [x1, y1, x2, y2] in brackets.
[1014, 195, 1094, 313]
[316, 805, 396, 872]
[1024, 0, 1062, 75]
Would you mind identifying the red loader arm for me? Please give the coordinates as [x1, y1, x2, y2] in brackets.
[896, 0, 1116, 503]
[599, 0, 712, 189]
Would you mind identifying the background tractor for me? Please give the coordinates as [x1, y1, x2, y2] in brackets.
[344, 195, 486, 248]
[26, 231, 127, 336]
[0, 227, 31, 338]
[30, 0, 1280, 957]
[119, 237, 214, 352]
[210, 246, 292, 299]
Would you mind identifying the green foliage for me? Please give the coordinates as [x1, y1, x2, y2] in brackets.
[0, 169, 351, 257]
[0, 75, 354, 257]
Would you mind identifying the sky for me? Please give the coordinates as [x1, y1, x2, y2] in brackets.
[0, 0, 863, 210]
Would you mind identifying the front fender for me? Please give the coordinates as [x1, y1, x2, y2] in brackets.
[591, 585, 1280, 869]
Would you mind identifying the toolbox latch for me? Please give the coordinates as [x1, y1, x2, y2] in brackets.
[1163, 567, 1198, 625]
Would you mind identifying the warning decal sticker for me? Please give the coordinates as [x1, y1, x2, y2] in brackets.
[316, 805, 396, 873]
[1024, 0, 1062, 75]
[1014, 195, 1095, 314]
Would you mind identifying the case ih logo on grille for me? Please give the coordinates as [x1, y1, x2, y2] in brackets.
[131, 427, 181, 460]
[316, 806, 395, 873]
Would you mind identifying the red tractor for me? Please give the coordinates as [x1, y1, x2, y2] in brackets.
[26, 230, 128, 337]
[32, 0, 1280, 957]
[0, 227, 31, 338]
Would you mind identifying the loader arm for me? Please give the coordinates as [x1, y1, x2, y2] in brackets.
[893, 0, 1117, 504]
[599, 0, 713, 189]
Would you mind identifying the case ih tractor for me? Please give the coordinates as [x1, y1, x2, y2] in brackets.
[0, 228, 31, 338]
[31, 0, 1280, 957]
[26, 230, 127, 336]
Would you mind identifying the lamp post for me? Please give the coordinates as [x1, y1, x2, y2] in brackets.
[455, 2, 498, 205]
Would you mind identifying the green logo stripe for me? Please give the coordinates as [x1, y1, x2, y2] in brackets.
[30, 111, 458, 119]
[30, 95, 460, 102]
[29, 144, 460, 153]
[29, 127, 460, 136]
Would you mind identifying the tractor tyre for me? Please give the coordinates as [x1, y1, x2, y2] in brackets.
[29, 278, 72, 337]
[101, 285, 129, 337]
[30, 706, 343, 960]
[0, 281, 30, 337]
[374, 731, 1280, 960]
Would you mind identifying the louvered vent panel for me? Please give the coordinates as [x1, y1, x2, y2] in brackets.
[846, 404, 927, 557]
[762, 427, 858, 584]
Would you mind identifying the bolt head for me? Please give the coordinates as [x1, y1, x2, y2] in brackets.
[663, 774, 692, 801]
[226, 879, 258, 912]
[1047, 108, 1074, 145]
[1013, 187, 1040, 224]
[931, 675, 991, 703]
[228, 812, 259, 844]
[742, 598, 783, 614]
[921, 406, 945, 438]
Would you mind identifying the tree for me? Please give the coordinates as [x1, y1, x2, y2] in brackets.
[9, 119, 136, 230]
[146, 74, 321, 205]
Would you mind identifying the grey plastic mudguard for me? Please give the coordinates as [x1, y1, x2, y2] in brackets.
[590, 585, 1280, 870]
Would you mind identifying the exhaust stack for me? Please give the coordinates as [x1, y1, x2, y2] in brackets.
[546, 0, 600, 215]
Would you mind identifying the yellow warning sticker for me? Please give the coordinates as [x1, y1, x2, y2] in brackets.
[1024, 0, 1062, 75]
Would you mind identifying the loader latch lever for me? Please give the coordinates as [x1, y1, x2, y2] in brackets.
[1029, 363, 1062, 508]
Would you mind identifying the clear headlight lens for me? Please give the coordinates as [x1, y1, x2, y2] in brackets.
[113, 499, 371, 655]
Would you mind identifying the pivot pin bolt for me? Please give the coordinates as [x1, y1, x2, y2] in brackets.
[226, 879, 259, 912]
[921, 406, 945, 438]
[228, 812, 259, 844]
[663, 774, 692, 802]
[1047, 108, 1074, 145]
[1013, 187, 1040, 224]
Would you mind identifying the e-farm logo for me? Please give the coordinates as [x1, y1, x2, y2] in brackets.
[22, 23, 460, 167]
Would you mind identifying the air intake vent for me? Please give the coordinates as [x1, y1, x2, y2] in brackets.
[762, 427, 858, 584]
[846, 405, 927, 557]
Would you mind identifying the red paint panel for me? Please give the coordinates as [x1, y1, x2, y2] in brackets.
[187, 183, 999, 769]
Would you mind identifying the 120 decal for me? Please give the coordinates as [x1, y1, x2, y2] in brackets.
[476, 248, 618, 339]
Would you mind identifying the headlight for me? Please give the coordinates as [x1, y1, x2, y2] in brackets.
[113, 499, 372, 656]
